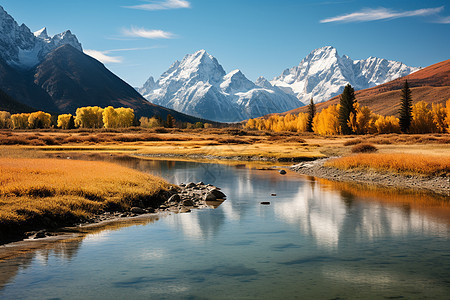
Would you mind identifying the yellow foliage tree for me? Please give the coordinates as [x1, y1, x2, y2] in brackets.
[140, 116, 162, 128]
[57, 114, 73, 129]
[103, 106, 135, 128]
[75, 106, 104, 128]
[116, 107, 135, 128]
[410, 101, 437, 133]
[28, 111, 52, 129]
[432, 103, 447, 133]
[374, 115, 401, 134]
[245, 113, 308, 133]
[445, 99, 450, 132]
[348, 104, 376, 134]
[313, 104, 340, 135]
[11, 113, 30, 129]
[0, 111, 12, 128]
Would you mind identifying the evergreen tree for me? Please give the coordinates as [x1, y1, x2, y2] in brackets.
[306, 98, 316, 132]
[399, 80, 413, 133]
[338, 84, 356, 135]
[68, 115, 76, 129]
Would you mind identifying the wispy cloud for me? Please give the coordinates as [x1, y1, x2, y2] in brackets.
[436, 16, 450, 23]
[84, 47, 164, 63]
[124, 0, 190, 11]
[84, 50, 123, 63]
[122, 27, 175, 39]
[107, 46, 164, 52]
[320, 6, 444, 23]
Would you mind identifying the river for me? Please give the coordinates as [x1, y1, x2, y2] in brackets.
[1, 158, 449, 299]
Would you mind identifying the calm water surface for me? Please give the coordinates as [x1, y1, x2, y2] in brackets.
[1, 159, 449, 299]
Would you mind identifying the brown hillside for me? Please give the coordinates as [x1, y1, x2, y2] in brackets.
[277, 59, 450, 117]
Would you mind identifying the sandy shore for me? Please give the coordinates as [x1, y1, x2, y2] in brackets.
[291, 158, 450, 196]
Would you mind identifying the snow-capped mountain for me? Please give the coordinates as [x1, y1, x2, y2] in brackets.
[0, 6, 82, 68]
[139, 50, 302, 122]
[271, 46, 420, 104]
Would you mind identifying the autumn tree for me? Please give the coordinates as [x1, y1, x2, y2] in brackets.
[306, 98, 315, 132]
[57, 114, 74, 129]
[398, 80, 413, 133]
[11, 113, 30, 129]
[166, 114, 175, 128]
[0, 111, 11, 128]
[338, 84, 356, 134]
[348, 104, 376, 134]
[75, 106, 104, 128]
[28, 111, 52, 129]
[140, 116, 162, 128]
[410, 101, 437, 133]
[374, 115, 401, 134]
[445, 99, 450, 132]
[313, 104, 340, 135]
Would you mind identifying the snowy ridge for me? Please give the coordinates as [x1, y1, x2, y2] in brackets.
[271, 46, 419, 104]
[139, 50, 302, 122]
[0, 6, 82, 68]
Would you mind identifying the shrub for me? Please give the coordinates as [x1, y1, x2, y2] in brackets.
[344, 138, 363, 146]
[351, 143, 378, 153]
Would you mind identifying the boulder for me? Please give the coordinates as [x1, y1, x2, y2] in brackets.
[205, 192, 217, 201]
[210, 188, 226, 199]
[279, 170, 287, 175]
[186, 182, 196, 188]
[168, 194, 181, 203]
[182, 199, 195, 206]
[130, 207, 147, 214]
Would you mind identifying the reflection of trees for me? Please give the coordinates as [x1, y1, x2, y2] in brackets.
[275, 181, 450, 250]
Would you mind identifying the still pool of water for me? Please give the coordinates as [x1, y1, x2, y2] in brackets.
[1, 159, 449, 299]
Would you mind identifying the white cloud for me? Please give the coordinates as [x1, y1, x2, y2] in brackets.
[320, 6, 444, 23]
[122, 27, 175, 39]
[84, 49, 123, 63]
[124, 0, 190, 11]
[436, 16, 450, 23]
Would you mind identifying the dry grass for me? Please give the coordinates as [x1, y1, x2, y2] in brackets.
[325, 153, 450, 176]
[351, 143, 378, 153]
[0, 158, 170, 240]
[1, 129, 449, 162]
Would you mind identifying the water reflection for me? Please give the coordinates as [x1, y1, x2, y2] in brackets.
[0, 158, 449, 299]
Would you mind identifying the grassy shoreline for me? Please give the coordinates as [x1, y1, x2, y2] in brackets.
[0, 158, 171, 244]
[0, 129, 449, 244]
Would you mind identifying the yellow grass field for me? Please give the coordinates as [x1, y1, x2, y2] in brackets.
[325, 153, 450, 176]
[0, 158, 170, 240]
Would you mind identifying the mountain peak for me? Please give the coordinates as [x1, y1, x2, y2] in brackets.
[34, 27, 49, 40]
[255, 76, 273, 88]
[0, 6, 82, 68]
[271, 46, 419, 104]
[141, 51, 302, 122]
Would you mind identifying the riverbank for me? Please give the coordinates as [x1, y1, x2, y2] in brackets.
[291, 158, 450, 196]
[0, 157, 226, 245]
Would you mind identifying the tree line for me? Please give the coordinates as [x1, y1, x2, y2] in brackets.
[245, 81, 450, 135]
[0, 106, 136, 129]
[0, 106, 215, 130]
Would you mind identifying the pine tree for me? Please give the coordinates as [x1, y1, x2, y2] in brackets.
[399, 80, 413, 133]
[68, 115, 75, 129]
[306, 98, 316, 132]
[338, 84, 356, 135]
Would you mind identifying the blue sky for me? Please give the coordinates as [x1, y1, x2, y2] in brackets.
[2, 0, 449, 87]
